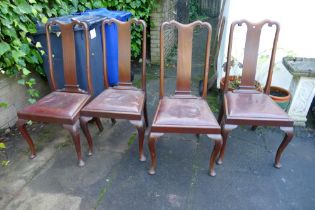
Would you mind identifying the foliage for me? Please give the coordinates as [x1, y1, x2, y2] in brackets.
[188, 0, 199, 21]
[0, 0, 156, 103]
[77, 0, 156, 58]
[0, 102, 9, 108]
[0, 142, 5, 149]
[221, 76, 262, 91]
[189, 0, 209, 22]
[206, 90, 219, 113]
[0, 141, 9, 167]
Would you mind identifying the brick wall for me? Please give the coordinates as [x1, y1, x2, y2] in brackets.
[150, 0, 177, 64]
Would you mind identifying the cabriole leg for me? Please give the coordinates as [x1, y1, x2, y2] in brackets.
[148, 132, 164, 175]
[137, 126, 146, 162]
[63, 120, 84, 167]
[130, 118, 147, 161]
[148, 134, 157, 175]
[217, 123, 237, 165]
[80, 116, 93, 156]
[207, 134, 223, 177]
[17, 119, 36, 159]
[275, 127, 294, 168]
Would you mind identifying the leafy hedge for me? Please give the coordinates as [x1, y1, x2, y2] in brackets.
[0, 0, 156, 103]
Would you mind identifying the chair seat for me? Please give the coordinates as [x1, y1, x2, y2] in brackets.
[17, 91, 90, 124]
[81, 87, 145, 120]
[151, 96, 220, 133]
[225, 92, 291, 121]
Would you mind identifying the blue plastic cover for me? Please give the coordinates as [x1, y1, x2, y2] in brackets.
[35, 15, 106, 34]
[74, 8, 132, 21]
[75, 8, 132, 85]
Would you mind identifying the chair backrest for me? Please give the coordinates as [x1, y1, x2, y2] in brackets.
[45, 20, 93, 95]
[160, 20, 212, 99]
[224, 19, 280, 94]
[101, 18, 147, 92]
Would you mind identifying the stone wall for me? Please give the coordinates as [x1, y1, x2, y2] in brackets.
[0, 74, 49, 129]
[150, 0, 177, 64]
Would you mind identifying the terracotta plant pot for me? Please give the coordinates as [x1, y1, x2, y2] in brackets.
[220, 76, 262, 91]
[269, 86, 291, 110]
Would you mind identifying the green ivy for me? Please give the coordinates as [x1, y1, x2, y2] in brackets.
[0, 0, 156, 103]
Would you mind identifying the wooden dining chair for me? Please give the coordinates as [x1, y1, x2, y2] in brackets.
[217, 20, 294, 169]
[17, 19, 102, 167]
[80, 18, 148, 161]
[148, 20, 223, 177]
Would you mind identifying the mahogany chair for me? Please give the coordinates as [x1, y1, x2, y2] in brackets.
[148, 20, 223, 177]
[217, 20, 294, 168]
[17, 19, 102, 166]
[80, 18, 148, 161]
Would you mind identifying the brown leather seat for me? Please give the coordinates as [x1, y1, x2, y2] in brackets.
[225, 92, 289, 120]
[18, 92, 90, 124]
[153, 96, 219, 128]
[81, 87, 145, 120]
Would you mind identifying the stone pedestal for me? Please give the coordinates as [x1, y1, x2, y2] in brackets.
[284, 57, 315, 126]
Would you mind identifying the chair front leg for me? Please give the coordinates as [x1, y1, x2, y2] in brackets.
[275, 127, 294, 168]
[80, 116, 93, 156]
[148, 132, 164, 175]
[217, 122, 237, 165]
[63, 120, 84, 167]
[136, 126, 146, 162]
[17, 119, 36, 159]
[207, 134, 223, 177]
[130, 117, 147, 161]
[148, 134, 157, 175]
